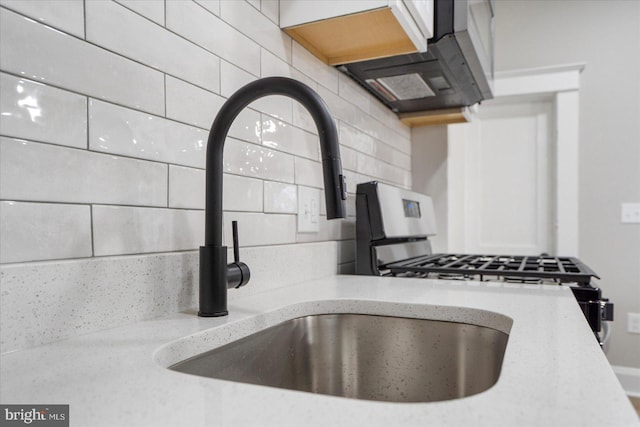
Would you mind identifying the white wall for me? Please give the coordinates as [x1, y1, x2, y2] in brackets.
[411, 125, 448, 252]
[0, 0, 412, 353]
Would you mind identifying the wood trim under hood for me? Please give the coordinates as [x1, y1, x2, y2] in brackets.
[399, 106, 475, 127]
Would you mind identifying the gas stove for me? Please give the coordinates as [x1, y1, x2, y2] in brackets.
[384, 253, 596, 284]
[355, 181, 614, 345]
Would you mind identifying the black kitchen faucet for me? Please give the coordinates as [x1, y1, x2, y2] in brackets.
[198, 77, 348, 317]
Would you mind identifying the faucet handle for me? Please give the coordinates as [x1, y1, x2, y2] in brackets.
[232, 220, 240, 264]
[227, 220, 250, 289]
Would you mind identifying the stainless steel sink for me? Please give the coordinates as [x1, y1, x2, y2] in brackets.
[169, 313, 509, 403]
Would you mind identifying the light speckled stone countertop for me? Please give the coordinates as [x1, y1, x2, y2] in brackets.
[1, 275, 637, 427]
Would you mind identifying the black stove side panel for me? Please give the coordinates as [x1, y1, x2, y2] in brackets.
[355, 182, 384, 276]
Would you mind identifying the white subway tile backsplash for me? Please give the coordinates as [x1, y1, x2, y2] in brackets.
[0, 73, 87, 149]
[260, 48, 291, 77]
[376, 121, 411, 154]
[387, 129, 412, 155]
[261, 115, 319, 160]
[0, 137, 167, 206]
[93, 205, 204, 256]
[220, 0, 291, 63]
[339, 121, 410, 170]
[316, 190, 356, 217]
[261, 48, 317, 90]
[166, 0, 260, 76]
[339, 122, 375, 153]
[318, 85, 357, 125]
[0, 0, 84, 38]
[261, 0, 279, 25]
[115, 0, 165, 25]
[354, 111, 384, 141]
[232, 242, 338, 296]
[165, 76, 225, 129]
[220, 60, 254, 98]
[252, 95, 293, 123]
[222, 212, 296, 246]
[357, 152, 407, 187]
[294, 157, 323, 188]
[169, 165, 205, 209]
[230, 109, 262, 144]
[0, 8, 165, 116]
[89, 99, 207, 169]
[224, 173, 263, 212]
[246, 0, 261, 11]
[170, 168, 269, 212]
[292, 41, 338, 93]
[292, 100, 319, 134]
[86, 1, 220, 93]
[356, 152, 383, 180]
[369, 98, 393, 128]
[296, 215, 355, 243]
[264, 181, 297, 213]
[338, 73, 370, 115]
[319, 189, 327, 216]
[373, 139, 412, 169]
[224, 137, 294, 183]
[340, 146, 358, 172]
[0, 201, 92, 263]
[165, 76, 260, 144]
[194, 0, 220, 17]
[220, 61, 293, 131]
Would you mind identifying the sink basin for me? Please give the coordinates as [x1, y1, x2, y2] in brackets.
[169, 314, 509, 402]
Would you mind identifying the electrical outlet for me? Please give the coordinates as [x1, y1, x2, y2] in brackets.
[621, 203, 640, 224]
[628, 313, 640, 334]
[297, 186, 320, 233]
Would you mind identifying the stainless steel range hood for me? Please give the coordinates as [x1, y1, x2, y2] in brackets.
[338, 0, 494, 118]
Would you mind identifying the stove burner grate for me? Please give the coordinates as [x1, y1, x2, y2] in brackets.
[383, 254, 599, 286]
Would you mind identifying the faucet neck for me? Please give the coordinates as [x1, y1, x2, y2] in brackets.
[204, 77, 346, 247]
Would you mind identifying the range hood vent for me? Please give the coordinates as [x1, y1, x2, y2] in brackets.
[339, 0, 494, 116]
[367, 73, 436, 101]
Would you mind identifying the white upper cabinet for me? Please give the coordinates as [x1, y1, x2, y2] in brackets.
[280, 0, 434, 65]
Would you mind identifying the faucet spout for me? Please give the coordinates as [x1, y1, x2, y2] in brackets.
[199, 77, 348, 317]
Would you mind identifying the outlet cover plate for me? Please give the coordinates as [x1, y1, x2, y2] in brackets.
[621, 203, 640, 224]
[628, 313, 640, 334]
[298, 186, 320, 233]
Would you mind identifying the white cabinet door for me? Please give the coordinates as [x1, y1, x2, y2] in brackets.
[279, 0, 387, 28]
[402, 0, 434, 39]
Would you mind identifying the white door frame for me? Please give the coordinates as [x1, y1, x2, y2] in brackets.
[448, 63, 585, 256]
